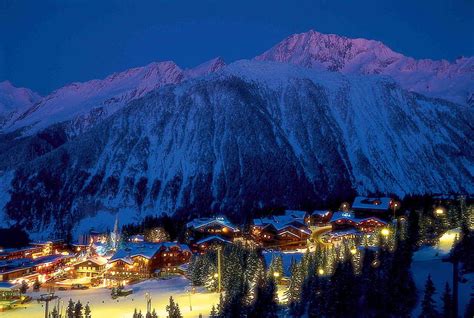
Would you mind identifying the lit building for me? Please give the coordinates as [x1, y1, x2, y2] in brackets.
[106, 242, 191, 280]
[351, 196, 394, 219]
[252, 210, 311, 249]
[73, 257, 107, 278]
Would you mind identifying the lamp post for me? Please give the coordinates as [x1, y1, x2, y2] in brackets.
[392, 201, 400, 219]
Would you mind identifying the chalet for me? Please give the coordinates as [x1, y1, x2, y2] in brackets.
[129, 234, 145, 243]
[30, 240, 66, 256]
[71, 243, 90, 254]
[107, 242, 191, 280]
[321, 229, 360, 244]
[329, 211, 387, 233]
[194, 235, 232, 253]
[73, 257, 107, 278]
[351, 196, 394, 219]
[0, 246, 42, 261]
[0, 259, 35, 282]
[186, 216, 240, 242]
[252, 210, 311, 249]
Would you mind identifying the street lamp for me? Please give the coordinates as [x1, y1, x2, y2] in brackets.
[392, 201, 400, 219]
[318, 268, 325, 275]
[381, 228, 390, 237]
[435, 207, 445, 216]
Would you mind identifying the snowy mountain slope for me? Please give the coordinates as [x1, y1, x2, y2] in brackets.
[2, 57, 226, 136]
[2, 60, 472, 235]
[0, 81, 41, 128]
[255, 30, 474, 106]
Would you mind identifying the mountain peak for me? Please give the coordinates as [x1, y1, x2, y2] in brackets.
[255, 30, 473, 105]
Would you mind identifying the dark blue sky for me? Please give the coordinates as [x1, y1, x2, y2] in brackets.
[1, 0, 473, 95]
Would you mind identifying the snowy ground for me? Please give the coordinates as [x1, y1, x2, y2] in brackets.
[411, 245, 473, 316]
[2, 277, 219, 318]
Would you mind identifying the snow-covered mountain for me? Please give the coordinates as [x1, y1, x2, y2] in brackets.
[255, 30, 474, 106]
[1, 61, 472, 236]
[2, 57, 226, 136]
[0, 81, 41, 129]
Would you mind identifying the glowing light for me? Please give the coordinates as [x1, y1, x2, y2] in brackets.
[381, 228, 390, 236]
[350, 248, 357, 255]
[273, 272, 280, 278]
[213, 273, 218, 278]
[435, 207, 445, 216]
[318, 268, 324, 275]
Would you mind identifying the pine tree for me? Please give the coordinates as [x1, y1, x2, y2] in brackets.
[67, 299, 75, 318]
[464, 286, 474, 318]
[248, 275, 278, 318]
[269, 254, 284, 280]
[209, 305, 218, 318]
[326, 261, 359, 317]
[286, 258, 304, 314]
[441, 282, 452, 318]
[166, 296, 183, 318]
[74, 300, 83, 318]
[419, 275, 439, 318]
[50, 306, 59, 318]
[84, 303, 91, 318]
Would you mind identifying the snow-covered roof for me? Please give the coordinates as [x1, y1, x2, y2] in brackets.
[352, 196, 392, 211]
[109, 242, 190, 263]
[329, 211, 387, 225]
[186, 216, 239, 231]
[196, 235, 232, 245]
[75, 256, 108, 267]
[324, 229, 360, 238]
[253, 210, 308, 231]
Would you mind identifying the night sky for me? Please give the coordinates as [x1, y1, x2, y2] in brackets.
[1, 0, 473, 95]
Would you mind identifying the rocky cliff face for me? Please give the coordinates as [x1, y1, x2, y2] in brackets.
[1, 61, 472, 237]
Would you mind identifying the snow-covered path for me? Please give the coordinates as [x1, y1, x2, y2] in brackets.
[1, 277, 219, 318]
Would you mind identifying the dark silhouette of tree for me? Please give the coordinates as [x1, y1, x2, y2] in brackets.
[419, 275, 439, 318]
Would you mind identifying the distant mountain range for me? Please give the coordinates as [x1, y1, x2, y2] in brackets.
[0, 30, 472, 238]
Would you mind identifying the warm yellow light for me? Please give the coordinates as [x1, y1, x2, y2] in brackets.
[435, 208, 444, 216]
[213, 273, 218, 278]
[273, 272, 280, 278]
[381, 228, 390, 236]
[350, 248, 357, 255]
[318, 268, 324, 275]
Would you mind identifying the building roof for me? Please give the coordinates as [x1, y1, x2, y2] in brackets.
[75, 256, 108, 267]
[186, 216, 239, 231]
[253, 210, 308, 231]
[0, 281, 20, 290]
[196, 235, 232, 245]
[324, 229, 360, 238]
[352, 196, 392, 211]
[329, 211, 387, 225]
[109, 242, 190, 263]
